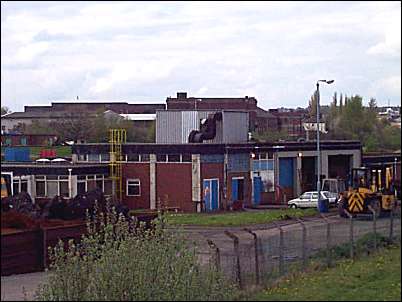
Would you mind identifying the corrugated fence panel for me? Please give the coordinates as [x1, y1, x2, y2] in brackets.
[228, 153, 250, 172]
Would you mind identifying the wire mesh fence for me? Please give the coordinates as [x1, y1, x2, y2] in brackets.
[200, 206, 401, 289]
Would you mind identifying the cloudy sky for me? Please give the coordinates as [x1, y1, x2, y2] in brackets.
[1, 1, 401, 112]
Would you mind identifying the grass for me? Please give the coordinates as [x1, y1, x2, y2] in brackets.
[165, 208, 317, 227]
[245, 245, 401, 301]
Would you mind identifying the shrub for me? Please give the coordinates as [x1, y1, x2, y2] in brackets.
[35, 202, 234, 301]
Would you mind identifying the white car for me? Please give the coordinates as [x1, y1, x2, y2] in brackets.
[288, 191, 336, 209]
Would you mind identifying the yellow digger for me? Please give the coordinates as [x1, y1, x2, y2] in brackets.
[339, 165, 396, 217]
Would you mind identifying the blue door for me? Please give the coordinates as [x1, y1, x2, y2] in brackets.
[231, 178, 238, 201]
[279, 158, 294, 187]
[203, 179, 219, 211]
[253, 176, 262, 205]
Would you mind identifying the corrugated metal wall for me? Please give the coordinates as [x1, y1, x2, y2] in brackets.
[156, 110, 248, 144]
[222, 111, 249, 143]
[156, 111, 182, 144]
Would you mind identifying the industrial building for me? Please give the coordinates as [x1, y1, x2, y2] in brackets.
[2, 139, 362, 212]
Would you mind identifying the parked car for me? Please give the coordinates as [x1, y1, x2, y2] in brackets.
[288, 191, 336, 209]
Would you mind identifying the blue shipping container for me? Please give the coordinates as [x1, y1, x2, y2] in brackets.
[4, 147, 31, 162]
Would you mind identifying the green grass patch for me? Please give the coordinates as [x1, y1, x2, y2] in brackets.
[165, 208, 317, 227]
[246, 245, 401, 301]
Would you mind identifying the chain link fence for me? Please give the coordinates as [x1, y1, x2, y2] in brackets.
[200, 206, 401, 289]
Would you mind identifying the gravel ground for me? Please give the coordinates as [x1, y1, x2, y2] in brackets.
[1, 271, 48, 301]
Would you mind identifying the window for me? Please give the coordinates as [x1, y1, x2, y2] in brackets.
[78, 154, 86, 161]
[87, 154, 100, 162]
[127, 153, 140, 162]
[36, 176, 46, 197]
[157, 154, 167, 162]
[59, 181, 69, 197]
[20, 179, 28, 193]
[140, 154, 150, 162]
[100, 153, 110, 162]
[181, 154, 192, 162]
[20, 137, 27, 145]
[127, 179, 141, 196]
[96, 175, 103, 190]
[77, 181, 86, 195]
[167, 154, 180, 162]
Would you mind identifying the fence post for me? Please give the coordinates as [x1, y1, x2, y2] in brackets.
[296, 218, 307, 269]
[244, 228, 260, 285]
[272, 222, 284, 276]
[389, 205, 394, 242]
[343, 209, 354, 259]
[207, 239, 221, 272]
[320, 214, 331, 267]
[224, 231, 242, 289]
[367, 205, 377, 251]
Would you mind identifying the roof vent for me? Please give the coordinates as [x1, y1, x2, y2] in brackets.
[177, 92, 187, 99]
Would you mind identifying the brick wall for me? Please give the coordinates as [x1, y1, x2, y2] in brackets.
[122, 163, 150, 209]
[156, 163, 193, 212]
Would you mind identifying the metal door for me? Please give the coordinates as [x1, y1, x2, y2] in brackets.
[203, 179, 219, 211]
[253, 176, 262, 205]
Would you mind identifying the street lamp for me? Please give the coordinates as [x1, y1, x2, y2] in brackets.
[316, 79, 334, 211]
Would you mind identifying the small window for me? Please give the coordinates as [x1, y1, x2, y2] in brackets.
[20, 180, 28, 193]
[59, 181, 69, 197]
[167, 154, 180, 162]
[77, 175, 86, 180]
[181, 154, 192, 162]
[20, 137, 27, 145]
[127, 179, 141, 196]
[13, 182, 19, 195]
[140, 154, 150, 162]
[77, 182, 86, 194]
[127, 153, 140, 162]
[100, 153, 110, 162]
[36, 181, 46, 197]
[87, 154, 99, 162]
[156, 154, 167, 162]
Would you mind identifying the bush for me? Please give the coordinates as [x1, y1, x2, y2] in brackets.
[35, 202, 234, 301]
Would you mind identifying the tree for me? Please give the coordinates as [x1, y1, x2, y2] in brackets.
[368, 98, 377, 110]
[1, 106, 11, 115]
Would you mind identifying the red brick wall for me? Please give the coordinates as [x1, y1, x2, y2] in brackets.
[156, 163, 193, 212]
[201, 163, 225, 209]
[122, 163, 150, 209]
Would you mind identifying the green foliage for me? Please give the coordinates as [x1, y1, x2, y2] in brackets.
[35, 202, 234, 301]
[166, 208, 317, 227]
[324, 94, 401, 152]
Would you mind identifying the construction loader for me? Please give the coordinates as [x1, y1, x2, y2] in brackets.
[339, 165, 396, 217]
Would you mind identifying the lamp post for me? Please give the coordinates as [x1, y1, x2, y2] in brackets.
[316, 80, 334, 211]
